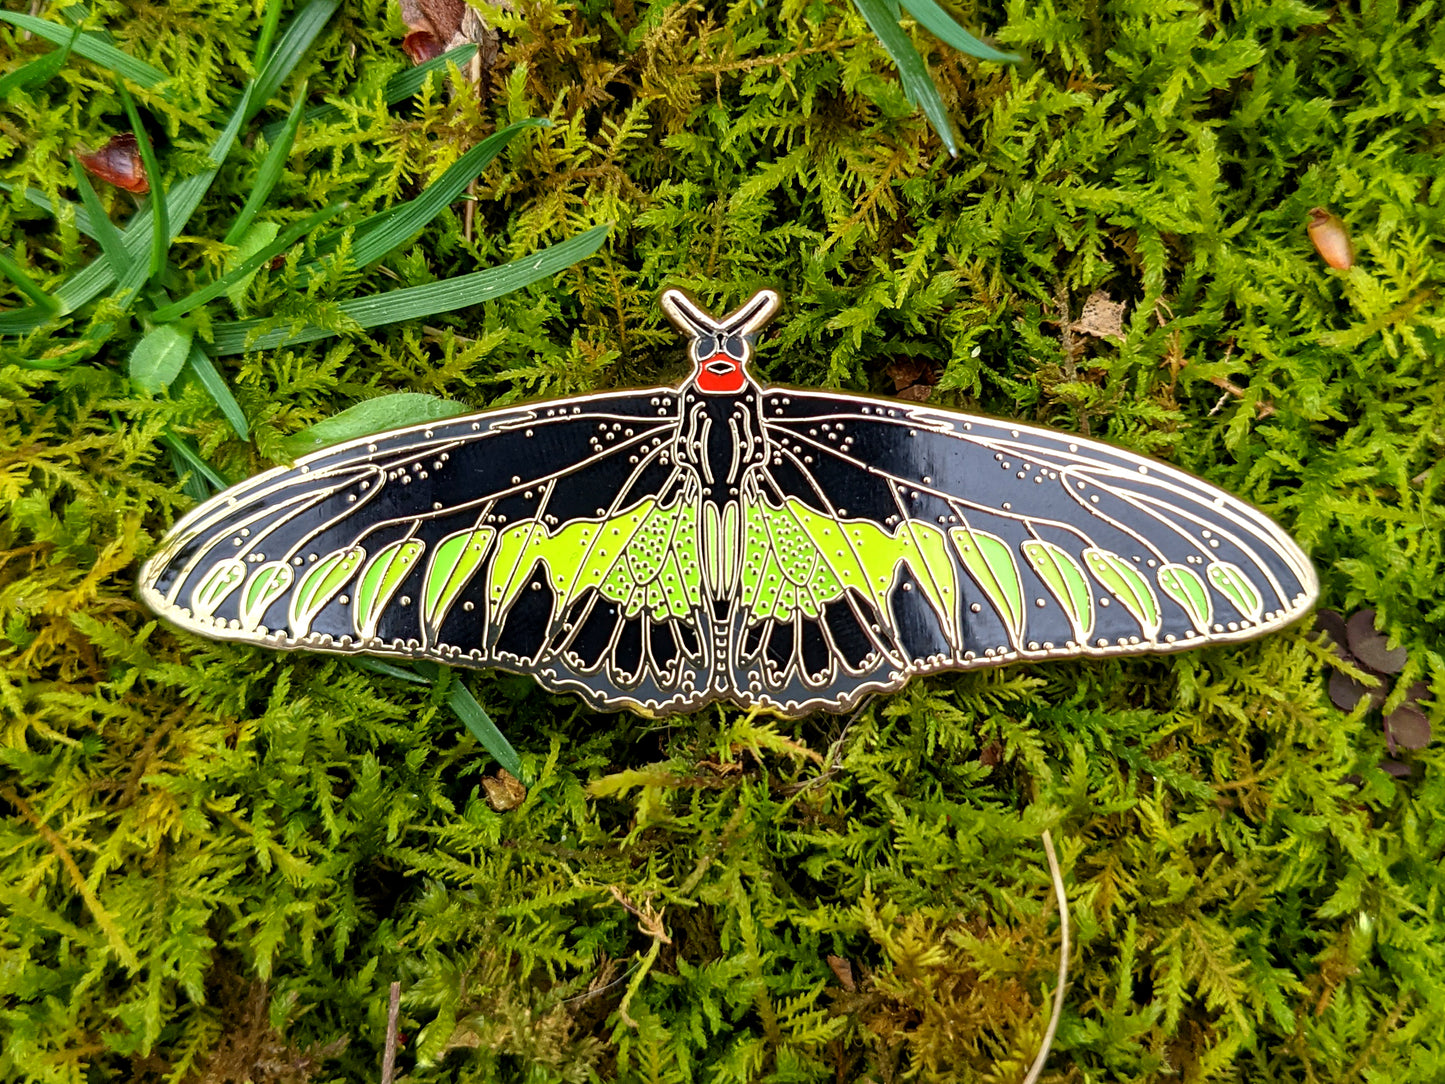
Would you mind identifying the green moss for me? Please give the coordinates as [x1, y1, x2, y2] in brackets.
[2, 0, 1443, 1080]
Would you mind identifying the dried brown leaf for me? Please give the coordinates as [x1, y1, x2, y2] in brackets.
[77, 133, 148, 194]
[1071, 291, 1126, 340]
[482, 768, 526, 811]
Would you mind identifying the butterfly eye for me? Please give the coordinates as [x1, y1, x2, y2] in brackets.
[693, 334, 717, 361]
[723, 335, 746, 361]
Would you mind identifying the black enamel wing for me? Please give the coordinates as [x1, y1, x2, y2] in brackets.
[140, 290, 1318, 716]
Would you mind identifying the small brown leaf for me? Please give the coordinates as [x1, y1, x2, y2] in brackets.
[886, 359, 935, 401]
[399, 0, 497, 72]
[1071, 291, 1126, 340]
[401, 29, 445, 64]
[826, 954, 856, 991]
[1307, 207, 1353, 270]
[77, 133, 148, 194]
[482, 769, 526, 812]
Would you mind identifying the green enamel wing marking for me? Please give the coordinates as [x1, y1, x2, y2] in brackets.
[488, 497, 702, 626]
[949, 526, 1024, 646]
[354, 539, 425, 640]
[1208, 561, 1263, 621]
[1158, 563, 1211, 633]
[289, 546, 366, 637]
[760, 497, 958, 638]
[240, 561, 292, 630]
[423, 528, 495, 636]
[191, 558, 246, 618]
[483, 493, 960, 642]
[1083, 548, 1161, 641]
[1020, 539, 1094, 645]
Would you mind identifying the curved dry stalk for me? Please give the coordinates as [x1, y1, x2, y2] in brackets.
[1022, 829, 1069, 1084]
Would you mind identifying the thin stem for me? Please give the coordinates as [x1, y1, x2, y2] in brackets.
[1022, 828, 1070, 1084]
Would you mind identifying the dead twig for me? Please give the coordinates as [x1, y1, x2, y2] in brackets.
[380, 981, 401, 1084]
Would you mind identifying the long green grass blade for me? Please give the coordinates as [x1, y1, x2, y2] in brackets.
[446, 678, 522, 777]
[223, 87, 308, 246]
[279, 393, 468, 457]
[253, 0, 284, 69]
[70, 158, 133, 279]
[0, 25, 80, 96]
[249, 0, 337, 116]
[158, 431, 229, 489]
[184, 344, 250, 440]
[0, 184, 99, 238]
[851, 0, 959, 155]
[0, 12, 168, 87]
[0, 253, 58, 313]
[210, 223, 609, 354]
[304, 118, 546, 270]
[117, 81, 166, 282]
[258, 45, 479, 143]
[151, 202, 347, 323]
[897, 0, 1019, 62]
[352, 658, 433, 685]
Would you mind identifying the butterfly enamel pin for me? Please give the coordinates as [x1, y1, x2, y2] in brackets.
[140, 289, 1319, 716]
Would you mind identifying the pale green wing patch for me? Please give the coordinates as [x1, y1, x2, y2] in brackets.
[1020, 539, 1094, 645]
[1083, 548, 1161, 641]
[1208, 562, 1263, 622]
[423, 528, 495, 637]
[488, 498, 702, 626]
[289, 547, 366, 637]
[354, 539, 425, 641]
[950, 526, 1024, 646]
[787, 499, 957, 642]
[191, 558, 246, 619]
[240, 561, 293, 631]
[1158, 563, 1211, 633]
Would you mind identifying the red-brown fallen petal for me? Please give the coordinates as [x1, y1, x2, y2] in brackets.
[402, 29, 444, 64]
[77, 133, 149, 194]
[1307, 207, 1353, 270]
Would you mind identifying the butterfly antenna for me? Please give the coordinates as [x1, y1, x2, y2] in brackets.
[719, 289, 780, 337]
[660, 289, 722, 337]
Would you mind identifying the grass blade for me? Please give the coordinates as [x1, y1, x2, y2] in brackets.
[258, 44, 478, 142]
[0, 184, 99, 238]
[250, 0, 338, 116]
[446, 678, 522, 777]
[352, 658, 434, 685]
[279, 393, 468, 457]
[851, 0, 958, 156]
[158, 431, 229, 489]
[211, 224, 609, 354]
[0, 253, 59, 313]
[70, 158, 133, 279]
[0, 24, 81, 96]
[305, 118, 546, 270]
[223, 86, 308, 246]
[0, 12, 169, 87]
[897, 0, 1019, 62]
[253, 0, 285, 69]
[184, 344, 250, 440]
[151, 202, 347, 323]
[117, 81, 166, 282]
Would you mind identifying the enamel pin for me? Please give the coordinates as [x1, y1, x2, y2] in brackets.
[140, 290, 1318, 716]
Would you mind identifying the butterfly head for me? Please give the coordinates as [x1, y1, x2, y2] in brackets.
[661, 288, 780, 395]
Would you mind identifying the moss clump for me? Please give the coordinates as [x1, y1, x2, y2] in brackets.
[2, 0, 1442, 1080]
